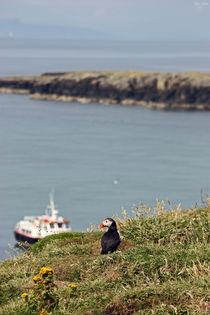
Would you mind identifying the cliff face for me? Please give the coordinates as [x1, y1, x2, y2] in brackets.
[0, 71, 210, 110]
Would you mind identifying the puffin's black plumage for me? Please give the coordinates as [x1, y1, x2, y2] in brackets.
[100, 218, 121, 255]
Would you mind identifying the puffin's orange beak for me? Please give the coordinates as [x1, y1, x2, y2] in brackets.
[100, 223, 104, 229]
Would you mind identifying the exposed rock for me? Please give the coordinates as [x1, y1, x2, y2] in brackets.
[0, 71, 210, 110]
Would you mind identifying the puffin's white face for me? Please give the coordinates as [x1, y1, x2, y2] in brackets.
[100, 218, 113, 228]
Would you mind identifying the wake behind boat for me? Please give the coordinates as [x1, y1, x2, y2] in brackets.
[14, 194, 71, 244]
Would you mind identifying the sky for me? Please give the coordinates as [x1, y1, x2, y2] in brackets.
[0, 0, 210, 39]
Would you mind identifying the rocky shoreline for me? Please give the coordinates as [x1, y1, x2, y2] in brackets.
[0, 71, 210, 110]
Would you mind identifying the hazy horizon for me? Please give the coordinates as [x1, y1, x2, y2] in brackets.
[0, 0, 210, 40]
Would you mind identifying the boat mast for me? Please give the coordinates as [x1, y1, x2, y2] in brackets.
[49, 193, 58, 219]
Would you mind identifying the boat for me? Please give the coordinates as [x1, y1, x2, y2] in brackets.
[14, 194, 71, 244]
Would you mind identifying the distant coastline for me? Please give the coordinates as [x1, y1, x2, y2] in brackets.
[0, 71, 210, 110]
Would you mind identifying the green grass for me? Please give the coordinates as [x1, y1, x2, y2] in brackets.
[0, 206, 209, 314]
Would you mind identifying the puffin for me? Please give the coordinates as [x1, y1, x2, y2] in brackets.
[100, 218, 121, 254]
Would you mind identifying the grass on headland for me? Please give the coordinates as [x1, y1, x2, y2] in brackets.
[0, 200, 209, 314]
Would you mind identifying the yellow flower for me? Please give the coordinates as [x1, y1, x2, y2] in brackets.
[68, 283, 77, 289]
[40, 267, 54, 276]
[33, 275, 41, 282]
[21, 292, 28, 298]
[40, 309, 50, 315]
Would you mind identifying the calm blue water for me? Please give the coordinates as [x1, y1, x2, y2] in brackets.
[0, 39, 210, 260]
[1, 39, 210, 76]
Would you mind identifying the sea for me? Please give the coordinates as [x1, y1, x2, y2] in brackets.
[0, 38, 210, 261]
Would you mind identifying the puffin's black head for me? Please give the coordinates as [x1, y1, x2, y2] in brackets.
[100, 218, 116, 229]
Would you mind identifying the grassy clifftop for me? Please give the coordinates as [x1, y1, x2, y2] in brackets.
[0, 204, 209, 314]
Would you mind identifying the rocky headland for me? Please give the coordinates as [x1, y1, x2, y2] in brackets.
[0, 71, 210, 110]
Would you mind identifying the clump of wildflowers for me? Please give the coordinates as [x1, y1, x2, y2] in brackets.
[21, 267, 58, 314]
[21, 267, 79, 313]
[40, 267, 53, 276]
[39, 267, 54, 282]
